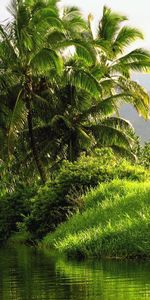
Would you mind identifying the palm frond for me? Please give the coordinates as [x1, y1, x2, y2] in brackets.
[93, 39, 111, 55]
[62, 6, 87, 32]
[56, 39, 96, 66]
[83, 93, 133, 118]
[62, 6, 83, 19]
[7, 89, 27, 151]
[112, 27, 144, 54]
[0, 25, 18, 61]
[111, 145, 136, 160]
[101, 117, 134, 132]
[91, 64, 108, 80]
[47, 31, 66, 46]
[31, 48, 63, 75]
[75, 44, 96, 66]
[89, 123, 133, 150]
[65, 68, 101, 98]
[121, 61, 150, 73]
[29, 0, 58, 14]
[51, 115, 72, 129]
[118, 78, 150, 119]
[112, 48, 150, 73]
[98, 6, 127, 41]
[37, 16, 63, 31]
[32, 93, 49, 107]
[34, 7, 58, 21]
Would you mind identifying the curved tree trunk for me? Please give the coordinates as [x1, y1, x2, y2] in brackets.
[27, 100, 47, 184]
[68, 132, 80, 162]
[25, 74, 47, 184]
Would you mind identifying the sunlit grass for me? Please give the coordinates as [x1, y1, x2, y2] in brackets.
[43, 180, 150, 258]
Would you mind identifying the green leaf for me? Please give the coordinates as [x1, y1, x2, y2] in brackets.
[89, 123, 133, 150]
[65, 68, 101, 97]
[112, 27, 144, 54]
[118, 78, 150, 119]
[31, 48, 63, 75]
[98, 6, 127, 41]
[8, 89, 27, 152]
[56, 39, 96, 66]
[82, 93, 132, 119]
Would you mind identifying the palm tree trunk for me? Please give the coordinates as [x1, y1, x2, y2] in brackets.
[68, 132, 79, 162]
[25, 73, 47, 183]
[27, 101, 47, 183]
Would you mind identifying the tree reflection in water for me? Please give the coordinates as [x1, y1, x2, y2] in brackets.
[0, 246, 150, 300]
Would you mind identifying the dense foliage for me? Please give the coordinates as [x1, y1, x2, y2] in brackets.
[25, 155, 149, 239]
[0, 1, 150, 246]
[0, 0, 150, 183]
[0, 185, 36, 242]
[0, 151, 148, 241]
[138, 142, 150, 168]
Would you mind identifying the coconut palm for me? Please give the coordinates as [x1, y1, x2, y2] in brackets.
[32, 7, 150, 163]
[87, 6, 150, 118]
[0, 0, 64, 182]
[0, 0, 93, 182]
[30, 58, 137, 164]
[0, 4, 150, 178]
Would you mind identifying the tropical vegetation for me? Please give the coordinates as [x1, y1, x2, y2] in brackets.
[0, 0, 150, 258]
[0, 0, 150, 184]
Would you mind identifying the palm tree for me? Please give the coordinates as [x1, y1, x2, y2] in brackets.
[0, 0, 63, 182]
[30, 59, 137, 164]
[89, 6, 150, 118]
[1, 4, 150, 178]
[32, 6, 150, 163]
[0, 0, 92, 182]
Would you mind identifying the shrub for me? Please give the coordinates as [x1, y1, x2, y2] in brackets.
[25, 150, 116, 239]
[56, 155, 149, 187]
[138, 142, 150, 168]
[2, 150, 149, 243]
[26, 152, 150, 240]
[25, 182, 84, 240]
[0, 184, 37, 242]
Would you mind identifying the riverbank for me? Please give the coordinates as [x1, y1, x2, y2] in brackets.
[42, 180, 150, 259]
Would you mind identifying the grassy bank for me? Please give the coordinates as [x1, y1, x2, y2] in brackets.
[43, 180, 150, 258]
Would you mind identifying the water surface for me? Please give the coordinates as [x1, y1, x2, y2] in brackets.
[0, 245, 150, 299]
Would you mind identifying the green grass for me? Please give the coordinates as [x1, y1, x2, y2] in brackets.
[42, 180, 150, 258]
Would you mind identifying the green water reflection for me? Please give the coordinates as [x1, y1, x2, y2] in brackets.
[0, 245, 150, 299]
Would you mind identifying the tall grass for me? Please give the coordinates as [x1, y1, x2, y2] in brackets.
[43, 180, 150, 258]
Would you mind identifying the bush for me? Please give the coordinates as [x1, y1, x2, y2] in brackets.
[0, 184, 37, 242]
[56, 155, 149, 186]
[2, 150, 149, 243]
[25, 182, 84, 240]
[25, 151, 115, 239]
[138, 142, 150, 168]
[25, 152, 150, 240]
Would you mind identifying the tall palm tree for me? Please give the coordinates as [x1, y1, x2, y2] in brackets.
[0, 0, 63, 182]
[1, 4, 150, 178]
[32, 6, 150, 163]
[30, 59, 137, 164]
[89, 6, 150, 118]
[0, 0, 92, 182]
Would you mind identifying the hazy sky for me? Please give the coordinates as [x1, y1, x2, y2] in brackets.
[1, 0, 150, 49]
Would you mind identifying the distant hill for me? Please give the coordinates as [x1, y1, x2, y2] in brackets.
[120, 73, 150, 144]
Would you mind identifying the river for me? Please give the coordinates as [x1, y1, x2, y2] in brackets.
[0, 245, 150, 299]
